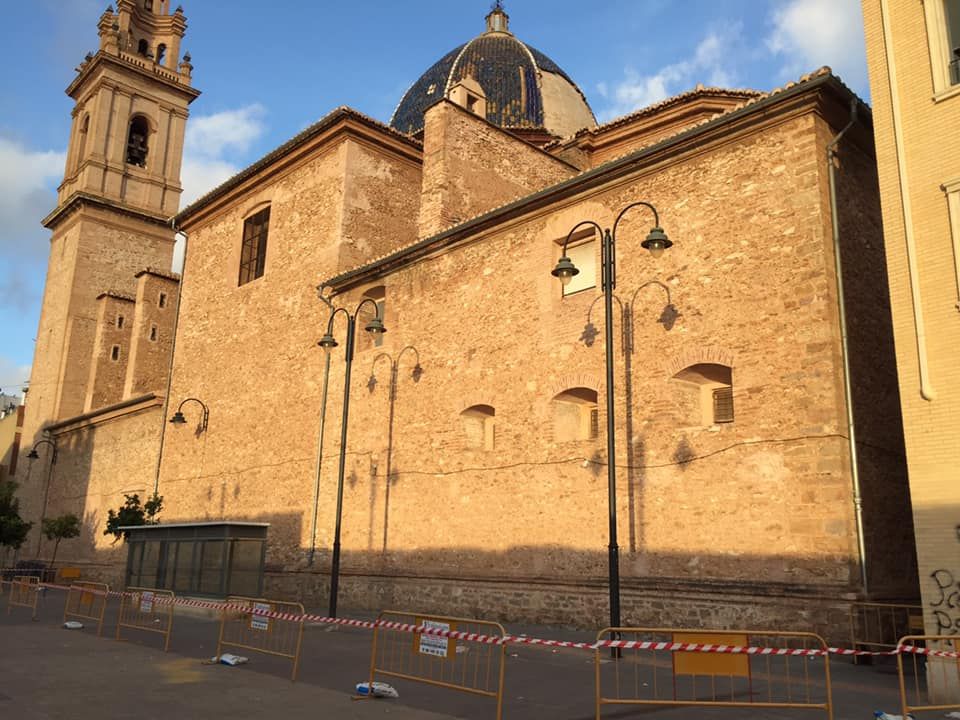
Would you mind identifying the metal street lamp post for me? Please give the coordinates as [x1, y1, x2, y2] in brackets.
[551, 201, 672, 633]
[318, 298, 387, 618]
[26, 438, 59, 558]
[168, 397, 210, 433]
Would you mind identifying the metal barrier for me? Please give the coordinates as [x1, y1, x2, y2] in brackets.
[897, 635, 960, 715]
[63, 582, 110, 635]
[594, 628, 833, 719]
[217, 596, 304, 681]
[6, 575, 39, 619]
[850, 602, 923, 662]
[116, 587, 175, 651]
[367, 610, 507, 719]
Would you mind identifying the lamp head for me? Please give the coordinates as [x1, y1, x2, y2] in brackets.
[317, 333, 339, 354]
[169, 411, 187, 425]
[641, 227, 672, 259]
[551, 256, 580, 287]
[27, 449, 39, 460]
[364, 316, 386, 336]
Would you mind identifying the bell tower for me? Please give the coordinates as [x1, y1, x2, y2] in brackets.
[25, 1, 199, 430]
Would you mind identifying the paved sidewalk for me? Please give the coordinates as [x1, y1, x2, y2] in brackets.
[1, 585, 907, 719]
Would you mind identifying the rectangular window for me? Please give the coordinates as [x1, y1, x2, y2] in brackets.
[925, 0, 960, 93]
[158, 292, 167, 308]
[238, 207, 271, 286]
[150, 325, 158, 342]
[712, 386, 735, 423]
[948, 0, 960, 85]
[562, 239, 597, 296]
[111, 345, 121, 362]
[117, 315, 125, 329]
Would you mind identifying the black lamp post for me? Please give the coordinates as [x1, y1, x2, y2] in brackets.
[26, 438, 58, 558]
[551, 201, 672, 633]
[169, 397, 209, 433]
[318, 298, 387, 617]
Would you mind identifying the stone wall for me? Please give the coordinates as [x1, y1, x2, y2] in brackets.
[124, 270, 180, 397]
[418, 100, 576, 238]
[85, 293, 135, 411]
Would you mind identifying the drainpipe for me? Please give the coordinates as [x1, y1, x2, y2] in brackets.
[308, 288, 334, 565]
[153, 220, 189, 496]
[826, 98, 869, 597]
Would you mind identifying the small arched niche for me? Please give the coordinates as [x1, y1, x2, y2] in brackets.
[461, 404, 495, 450]
[671, 363, 734, 426]
[552, 387, 598, 442]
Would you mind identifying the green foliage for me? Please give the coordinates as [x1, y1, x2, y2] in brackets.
[104, 493, 163, 543]
[0, 479, 32, 551]
[41, 513, 81, 566]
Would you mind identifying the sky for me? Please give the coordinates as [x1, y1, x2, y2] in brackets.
[0, 0, 869, 393]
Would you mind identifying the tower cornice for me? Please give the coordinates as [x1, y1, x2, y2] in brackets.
[66, 50, 200, 103]
[42, 192, 173, 232]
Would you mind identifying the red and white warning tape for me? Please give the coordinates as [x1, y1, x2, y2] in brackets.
[5, 578, 958, 659]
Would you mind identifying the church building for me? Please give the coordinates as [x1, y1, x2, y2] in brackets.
[17, 1, 918, 639]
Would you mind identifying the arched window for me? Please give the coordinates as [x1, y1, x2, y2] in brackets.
[76, 114, 90, 167]
[461, 405, 495, 450]
[671, 363, 734, 426]
[156, 43, 167, 65]
[137, 38, 149, 56]
[552, 387, 598, 442]
[126, 116, 149, 167]
[360, 286, 386, 349]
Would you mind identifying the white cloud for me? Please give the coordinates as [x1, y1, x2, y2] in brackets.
[767, 0, 867, 95]
[185, 104, 267, 160]
[0, 355, 31, 394]
[0, 137, 65, 256]
[596, 23, 743, 122]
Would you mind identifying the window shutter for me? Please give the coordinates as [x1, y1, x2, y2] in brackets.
[713, 386, 734, 423]
[589, 408, 599, 439]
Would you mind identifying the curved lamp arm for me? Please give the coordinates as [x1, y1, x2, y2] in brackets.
[396, 345, 422, 382]
[169, 397, 209, 432]
[559, 219, 605, 257]
[27, 438, 58, 464]
[611, 200, 660, 236]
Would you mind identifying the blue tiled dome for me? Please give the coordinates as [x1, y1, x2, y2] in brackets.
[390, 6, 596, 140]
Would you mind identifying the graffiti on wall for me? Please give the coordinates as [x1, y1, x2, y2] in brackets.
[930, 568, 960, 635]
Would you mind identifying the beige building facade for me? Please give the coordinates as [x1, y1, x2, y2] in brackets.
[862, 0, 960, 690]
[17, 4, 921, 641]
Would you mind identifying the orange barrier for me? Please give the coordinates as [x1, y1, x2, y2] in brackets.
[116, 587, 174, 651]
[594, 628, 833, 719]
[6, 575, 39, 619]
[217, 596, 304, 681]
[63, 582, 110, 635]
[367, 610, 507, 719]
[897, 635, 960, 715]
[850, 601, 923, 662]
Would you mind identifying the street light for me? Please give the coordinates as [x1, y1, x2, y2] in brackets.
[169, 397, 210, 433]
[550, 201, 672, 633]
[26, 438, 58, 558]
[318, 297, 387, 617]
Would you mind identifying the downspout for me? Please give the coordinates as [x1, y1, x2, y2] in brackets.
[152, 220, 188, 495]
[879, 0, 936, 401]
[308, 288, 334, 565]
[826, 98, 869, 596]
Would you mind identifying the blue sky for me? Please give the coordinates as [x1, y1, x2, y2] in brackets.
[0, 0, 868, 393]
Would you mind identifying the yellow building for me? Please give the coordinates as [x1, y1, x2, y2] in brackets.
[862, 0, 960, 693]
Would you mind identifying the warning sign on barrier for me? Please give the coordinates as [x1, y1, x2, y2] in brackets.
[251, 602, 270, 631]
[417, 618, 455, 658]
[139, 591, 154, 613]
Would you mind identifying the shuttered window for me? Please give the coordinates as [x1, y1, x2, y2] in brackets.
[712, 386, 734, 423]
[239, 207, 270, 286]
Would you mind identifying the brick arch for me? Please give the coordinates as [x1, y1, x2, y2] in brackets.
[457, 395, 499, 415]
[547, 374, 602, 399]
[665, 346, 736, 379]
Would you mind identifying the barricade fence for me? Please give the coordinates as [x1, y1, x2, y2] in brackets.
[217, 596, 305, 681]
[6, 575, 40, 619]
[849, 601, 923, 662]
[897, 635, 960, 716]
[116, 587, 175, 651]
[63, 582, 110, 636]
[368, 611, 507, 719]
[594, 628, 834, 719]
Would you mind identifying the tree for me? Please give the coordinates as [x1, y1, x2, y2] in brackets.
[41, 513, 81, 567]
[0, 479, 32, 557]
[104, 493, 163, 543]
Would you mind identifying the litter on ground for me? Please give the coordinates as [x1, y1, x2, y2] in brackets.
[355, 682, 399, 698]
